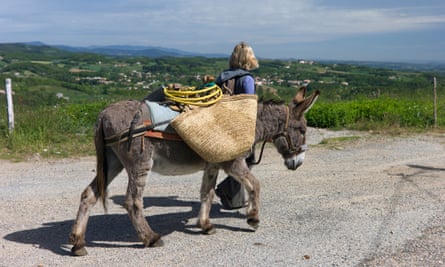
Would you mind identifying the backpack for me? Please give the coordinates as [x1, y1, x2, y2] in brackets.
[216, 69, 253, 95]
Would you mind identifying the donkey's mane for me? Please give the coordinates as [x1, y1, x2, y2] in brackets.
[258, 96, 285, 105]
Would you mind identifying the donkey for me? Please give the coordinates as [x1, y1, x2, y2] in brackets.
[69, 87, 319, 256]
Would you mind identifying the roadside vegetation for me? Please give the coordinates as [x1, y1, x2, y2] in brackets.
[1, 43, 444, 160]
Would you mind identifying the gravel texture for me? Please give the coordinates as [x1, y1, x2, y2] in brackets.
[1, 128, 445, 266]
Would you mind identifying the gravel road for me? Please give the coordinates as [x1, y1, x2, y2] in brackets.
[1, 128, 444, 266]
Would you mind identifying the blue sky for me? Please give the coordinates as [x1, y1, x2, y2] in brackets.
[1, 0, 445, 62]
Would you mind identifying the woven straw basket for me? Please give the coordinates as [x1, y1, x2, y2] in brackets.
[171, 94, 257, 163]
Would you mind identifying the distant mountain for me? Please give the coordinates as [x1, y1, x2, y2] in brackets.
[0, 42, 227, 59]
[53, 44, 227, 58]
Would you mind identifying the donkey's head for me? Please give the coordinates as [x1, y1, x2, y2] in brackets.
[272, 87, 319, 170]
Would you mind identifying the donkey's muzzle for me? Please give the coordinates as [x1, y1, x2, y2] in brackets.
[284, 152, 305, 170]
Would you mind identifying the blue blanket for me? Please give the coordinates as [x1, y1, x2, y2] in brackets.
[144, 100, 180, 133]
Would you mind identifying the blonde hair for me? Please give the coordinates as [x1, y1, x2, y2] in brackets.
[229, 42, 259, 71]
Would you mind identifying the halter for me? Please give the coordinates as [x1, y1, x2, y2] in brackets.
[271, 105, 306, 154]
[251, 105, 306, 165]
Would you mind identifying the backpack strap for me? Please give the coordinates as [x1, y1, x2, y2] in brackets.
[221, 78, 236, 95]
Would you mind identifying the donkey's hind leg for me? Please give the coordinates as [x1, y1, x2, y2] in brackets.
[121, 139, 163, 248]
[197, 164, 219, 234]
[69, 178, 99, 256]
[123, 166, 163, 247]
[69, 154, 123, 256]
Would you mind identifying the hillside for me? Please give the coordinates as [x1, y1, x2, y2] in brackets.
[1, 42, 443, 106]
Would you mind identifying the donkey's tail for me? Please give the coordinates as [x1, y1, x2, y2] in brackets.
[95, 114, 108, 211]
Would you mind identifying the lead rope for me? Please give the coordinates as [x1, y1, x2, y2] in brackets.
[249, 140, 268, 166]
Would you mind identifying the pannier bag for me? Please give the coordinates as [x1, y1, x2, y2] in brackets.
[171, 94, 257, 163]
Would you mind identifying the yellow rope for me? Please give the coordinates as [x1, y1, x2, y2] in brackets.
[163, 83, 223, 106]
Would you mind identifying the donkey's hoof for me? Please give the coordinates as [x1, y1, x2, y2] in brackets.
[71, 246, 88, 256]
[198, 220, 216, 235]
[149, 238, 164, 247]
[247, 218, 260, 230]
[202, 226, 216, 235]
[145, 234, 164, 248]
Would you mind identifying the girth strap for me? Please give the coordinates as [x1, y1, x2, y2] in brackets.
[144, 130, 183, 141]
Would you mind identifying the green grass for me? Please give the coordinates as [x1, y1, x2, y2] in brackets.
[0, 95, 443, 161]
[318, 136, 362, 150]
[0, 101, 108, 161]
[319, 136, 362, 145]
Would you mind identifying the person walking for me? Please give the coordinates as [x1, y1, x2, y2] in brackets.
[214, 41, 259, 210]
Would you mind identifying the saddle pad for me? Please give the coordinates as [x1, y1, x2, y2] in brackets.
[144, 100, 180, 133]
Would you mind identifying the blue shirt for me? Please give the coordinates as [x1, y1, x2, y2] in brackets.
[236, 75, 255, 94]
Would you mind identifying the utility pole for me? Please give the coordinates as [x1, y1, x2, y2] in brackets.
[433, 77, 437, 128]
[5, 78, 14, 132]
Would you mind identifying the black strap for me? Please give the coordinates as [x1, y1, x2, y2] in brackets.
[249, 141, 268, 165]
[104, 119, 172, 146]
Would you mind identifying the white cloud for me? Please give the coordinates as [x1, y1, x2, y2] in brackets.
[1, 0, 444, 59]
[113, 1, 445, 47]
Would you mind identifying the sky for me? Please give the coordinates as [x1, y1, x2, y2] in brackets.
[1, 0, 445, 62]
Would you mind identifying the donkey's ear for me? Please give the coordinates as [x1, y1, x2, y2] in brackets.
[293, 86, 307, 104]
[302, 90, 320, 113]
[294, 90, 320, 117]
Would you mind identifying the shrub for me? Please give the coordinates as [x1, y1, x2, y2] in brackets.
[306, 97, 438, 129]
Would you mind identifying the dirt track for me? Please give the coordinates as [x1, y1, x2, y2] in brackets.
[1, 128, 445, 266]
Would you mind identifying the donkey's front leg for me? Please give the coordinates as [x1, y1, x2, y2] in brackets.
[224, 158, 260, 230]
[197, 164, 219, 234]
[244, 172, 260, 229]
